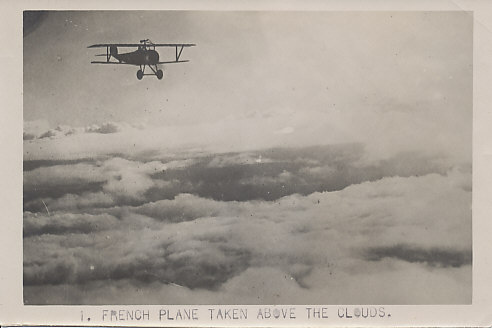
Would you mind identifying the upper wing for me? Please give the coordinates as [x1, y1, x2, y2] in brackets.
[90, 61, 134, 65]
[88, 43, 196, 48]
[150, 44, 196, 47]
[88, 44, 138, 48]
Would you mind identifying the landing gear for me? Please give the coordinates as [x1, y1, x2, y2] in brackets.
[136, 65, 163, 80]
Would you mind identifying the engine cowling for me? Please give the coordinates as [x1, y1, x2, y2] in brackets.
[145, 50, 160, 64]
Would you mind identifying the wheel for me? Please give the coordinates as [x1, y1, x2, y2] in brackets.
[156, 69, 163, 80]
[136, 70, 144, 80]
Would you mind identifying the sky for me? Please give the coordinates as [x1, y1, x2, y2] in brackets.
[23, 11, 472, 305]
[24, 11, 472, 160]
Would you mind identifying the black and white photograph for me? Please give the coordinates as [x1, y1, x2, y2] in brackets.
[22, 10, 472, 305]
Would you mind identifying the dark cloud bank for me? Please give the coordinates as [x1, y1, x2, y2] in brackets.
[23, 143, 460, 210]
[364, 244, 471, 268]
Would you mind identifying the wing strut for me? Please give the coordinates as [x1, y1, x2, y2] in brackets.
[94, 46, 111, 62]
[176, 45, 185, 62]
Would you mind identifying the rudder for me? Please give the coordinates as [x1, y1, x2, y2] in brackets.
[110, 45, 118, 56]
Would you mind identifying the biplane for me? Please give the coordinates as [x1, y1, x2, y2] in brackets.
[88, 39, 195, 80]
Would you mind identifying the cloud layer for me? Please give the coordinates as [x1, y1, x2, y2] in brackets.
[23, 142, 471, 305]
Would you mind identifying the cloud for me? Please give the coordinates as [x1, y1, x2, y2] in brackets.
[85, 122, 123, 134]
[23, 121, 132, 145]
[23, 163, 107, 206]
[24, 164, 471, 304]
[23, 214, 252, 290]
[24, 259, 471, 305]
[20, 117, 351, 161]
[23, 211, 119, 237]
[24, 163, 107, 189]
[24, 144, 468, 215]
[23, 101, 470, 166]
[238, 169, 293, 186]
[100, 157, 167, 201]
[23, 158, 97, 172]
[363, 244, 471, 268]
[24, 157, 172, 209]
[132, 194, 222, 223]
[207, 153, 271, 168]
[40, 192, 115, 212]
[23, 132, 36, 141]
[37, 125, 80, 139]
[162, 158, 197, 170]
[39, 129, 58, 139]
[299, 165, 337, 179]
[147, 146, 457, 202]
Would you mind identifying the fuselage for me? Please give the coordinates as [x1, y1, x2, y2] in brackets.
[113, 48, 160, 65]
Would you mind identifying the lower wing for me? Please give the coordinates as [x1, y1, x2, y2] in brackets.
[91, 61, 189, 65]
[158, 60, 189, 64]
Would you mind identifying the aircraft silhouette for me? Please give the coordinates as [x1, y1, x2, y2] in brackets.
[88, 39, 195, 80]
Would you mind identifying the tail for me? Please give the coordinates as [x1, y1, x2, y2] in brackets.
[110, 45, 118, 57]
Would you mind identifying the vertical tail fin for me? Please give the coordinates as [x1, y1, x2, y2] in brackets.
[110, 45, 118, 56]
